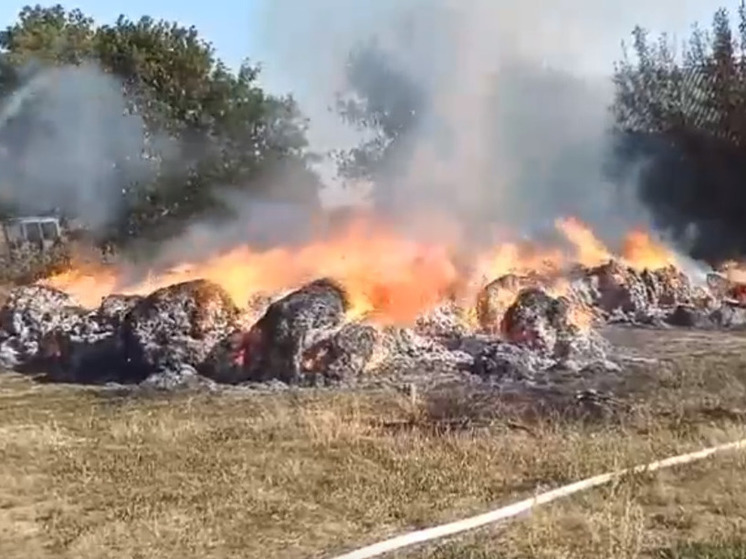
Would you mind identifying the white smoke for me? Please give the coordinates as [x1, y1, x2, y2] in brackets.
[0, 63, 164, 231]
[255, 0, 724, 249]
[5, 1, 718, 267]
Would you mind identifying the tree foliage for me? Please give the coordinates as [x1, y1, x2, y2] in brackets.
[0, 4, 319, 244]
[333, 40, 424, 190]
[611, 3, 746, 262]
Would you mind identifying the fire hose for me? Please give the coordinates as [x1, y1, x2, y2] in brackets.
[327, 437, 746, 559]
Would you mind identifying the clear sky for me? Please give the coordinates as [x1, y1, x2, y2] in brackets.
[0, 1, 260, 72]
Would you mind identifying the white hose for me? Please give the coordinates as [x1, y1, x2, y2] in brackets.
[327, 437, 746, 559]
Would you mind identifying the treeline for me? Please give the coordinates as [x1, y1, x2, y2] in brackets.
[5, 4, 746, 263]
[0, 4, 320, 246]
[611, 2, 746, 263]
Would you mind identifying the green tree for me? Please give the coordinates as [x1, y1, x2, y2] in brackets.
[0, 5, 96, 65]
[610, 3, 746, 262]
[0, 4, 320, 244]
[333, 40, 424, 199]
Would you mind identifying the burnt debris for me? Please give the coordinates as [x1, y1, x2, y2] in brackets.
[121, 280, 240, 379]
[0, 259, 743, 391]
[240, 278, 351, 385]
[583, 262, 696, 323]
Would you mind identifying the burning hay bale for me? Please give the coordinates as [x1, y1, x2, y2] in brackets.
[475, 274, 546, 332]
[501, 288, 578, 354]
[241, 278, 358, 385]
[40, 323, 125, 384]
[0, 285, 80, 338]
[642, 265, 694, 307]
[502, 288, 609, 363]
[53, 297, 140, 383]
[0, 286, 141, 383]
[584, 261, 650, 318]
[583, 261, 694, 322]
[121, 279, 240, 379]
[474, 261, 699, 333]
[29, 281, 238, 385]
[301, 322, 379, 383]
[3, 247, 743, 393]
[414, 302, 470, 342]
[472, 287, 614, 384]
[706, 271, 746, 307]
[707, 272, 733, 301]
[0, 276, 408, 387]
[0, 285, 86, 369]
[662, 273, 746, 329]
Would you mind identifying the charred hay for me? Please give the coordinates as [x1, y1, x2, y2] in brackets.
[120, 280, 240, 380]
[583, 261, 695, 322]
[476, 273, 547, 332]
[240, 278, 354, 385]
[1, 258, 744, 393]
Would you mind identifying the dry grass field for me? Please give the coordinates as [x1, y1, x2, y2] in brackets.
[2, 327, 746, 558]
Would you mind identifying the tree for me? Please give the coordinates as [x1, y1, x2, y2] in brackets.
[0, 5, 96, 65]
[611, 3, 746, 263]
[0, 4, 320, 244]
[333, 39, 424, 206]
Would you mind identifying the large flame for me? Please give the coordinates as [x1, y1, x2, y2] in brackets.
[40, 213, 678, 326]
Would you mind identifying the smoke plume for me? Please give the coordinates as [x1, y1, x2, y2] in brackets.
[0, 63, 161, 232]
[2, 1, 716, 271]
[256, 0, 716, 252]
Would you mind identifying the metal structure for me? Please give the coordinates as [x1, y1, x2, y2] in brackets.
[0, 215, 64, 253]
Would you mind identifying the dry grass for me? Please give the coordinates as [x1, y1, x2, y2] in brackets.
[2, 330, 746, 558]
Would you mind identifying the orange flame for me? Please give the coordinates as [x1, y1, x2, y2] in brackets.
[620, 229, 678, 270]
[555, 217, 611, 267]
[39, 213, 679, 327]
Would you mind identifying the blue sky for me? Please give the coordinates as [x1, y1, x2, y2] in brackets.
[0, 2, 265, 73]
[0, 1, 732, 95]
[0, 0, 734, 161]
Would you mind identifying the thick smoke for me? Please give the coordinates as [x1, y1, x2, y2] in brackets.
[613, 96, 746, 266]
[11, 1, 716, 272]
[257, 0, 718, 252]
[0, 63, 161, 232]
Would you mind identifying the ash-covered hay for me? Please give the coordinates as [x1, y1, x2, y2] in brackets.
[471, 287, 614, 384]
[241, 278, 351, 384]
[414, 302, 470, 343]
[476, 273, 547, 332]
[641, 265, 694, 307]
[666, 304, 716, 329]
[707, 272, 732, 300]
[301, 322, 379, 384]
[472, 341, 555, 381]
[582, 261, 695, 323]
[709, 303, 746, 329]
[0, 285, 86, 369]
[501, 288, 577, 354]
[371, 325, 474, 378]
[121, 279, 241, 378]
[584, 261, 650, 318]
[98, 294, 143, 326]
[38, 294, 145, 384]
